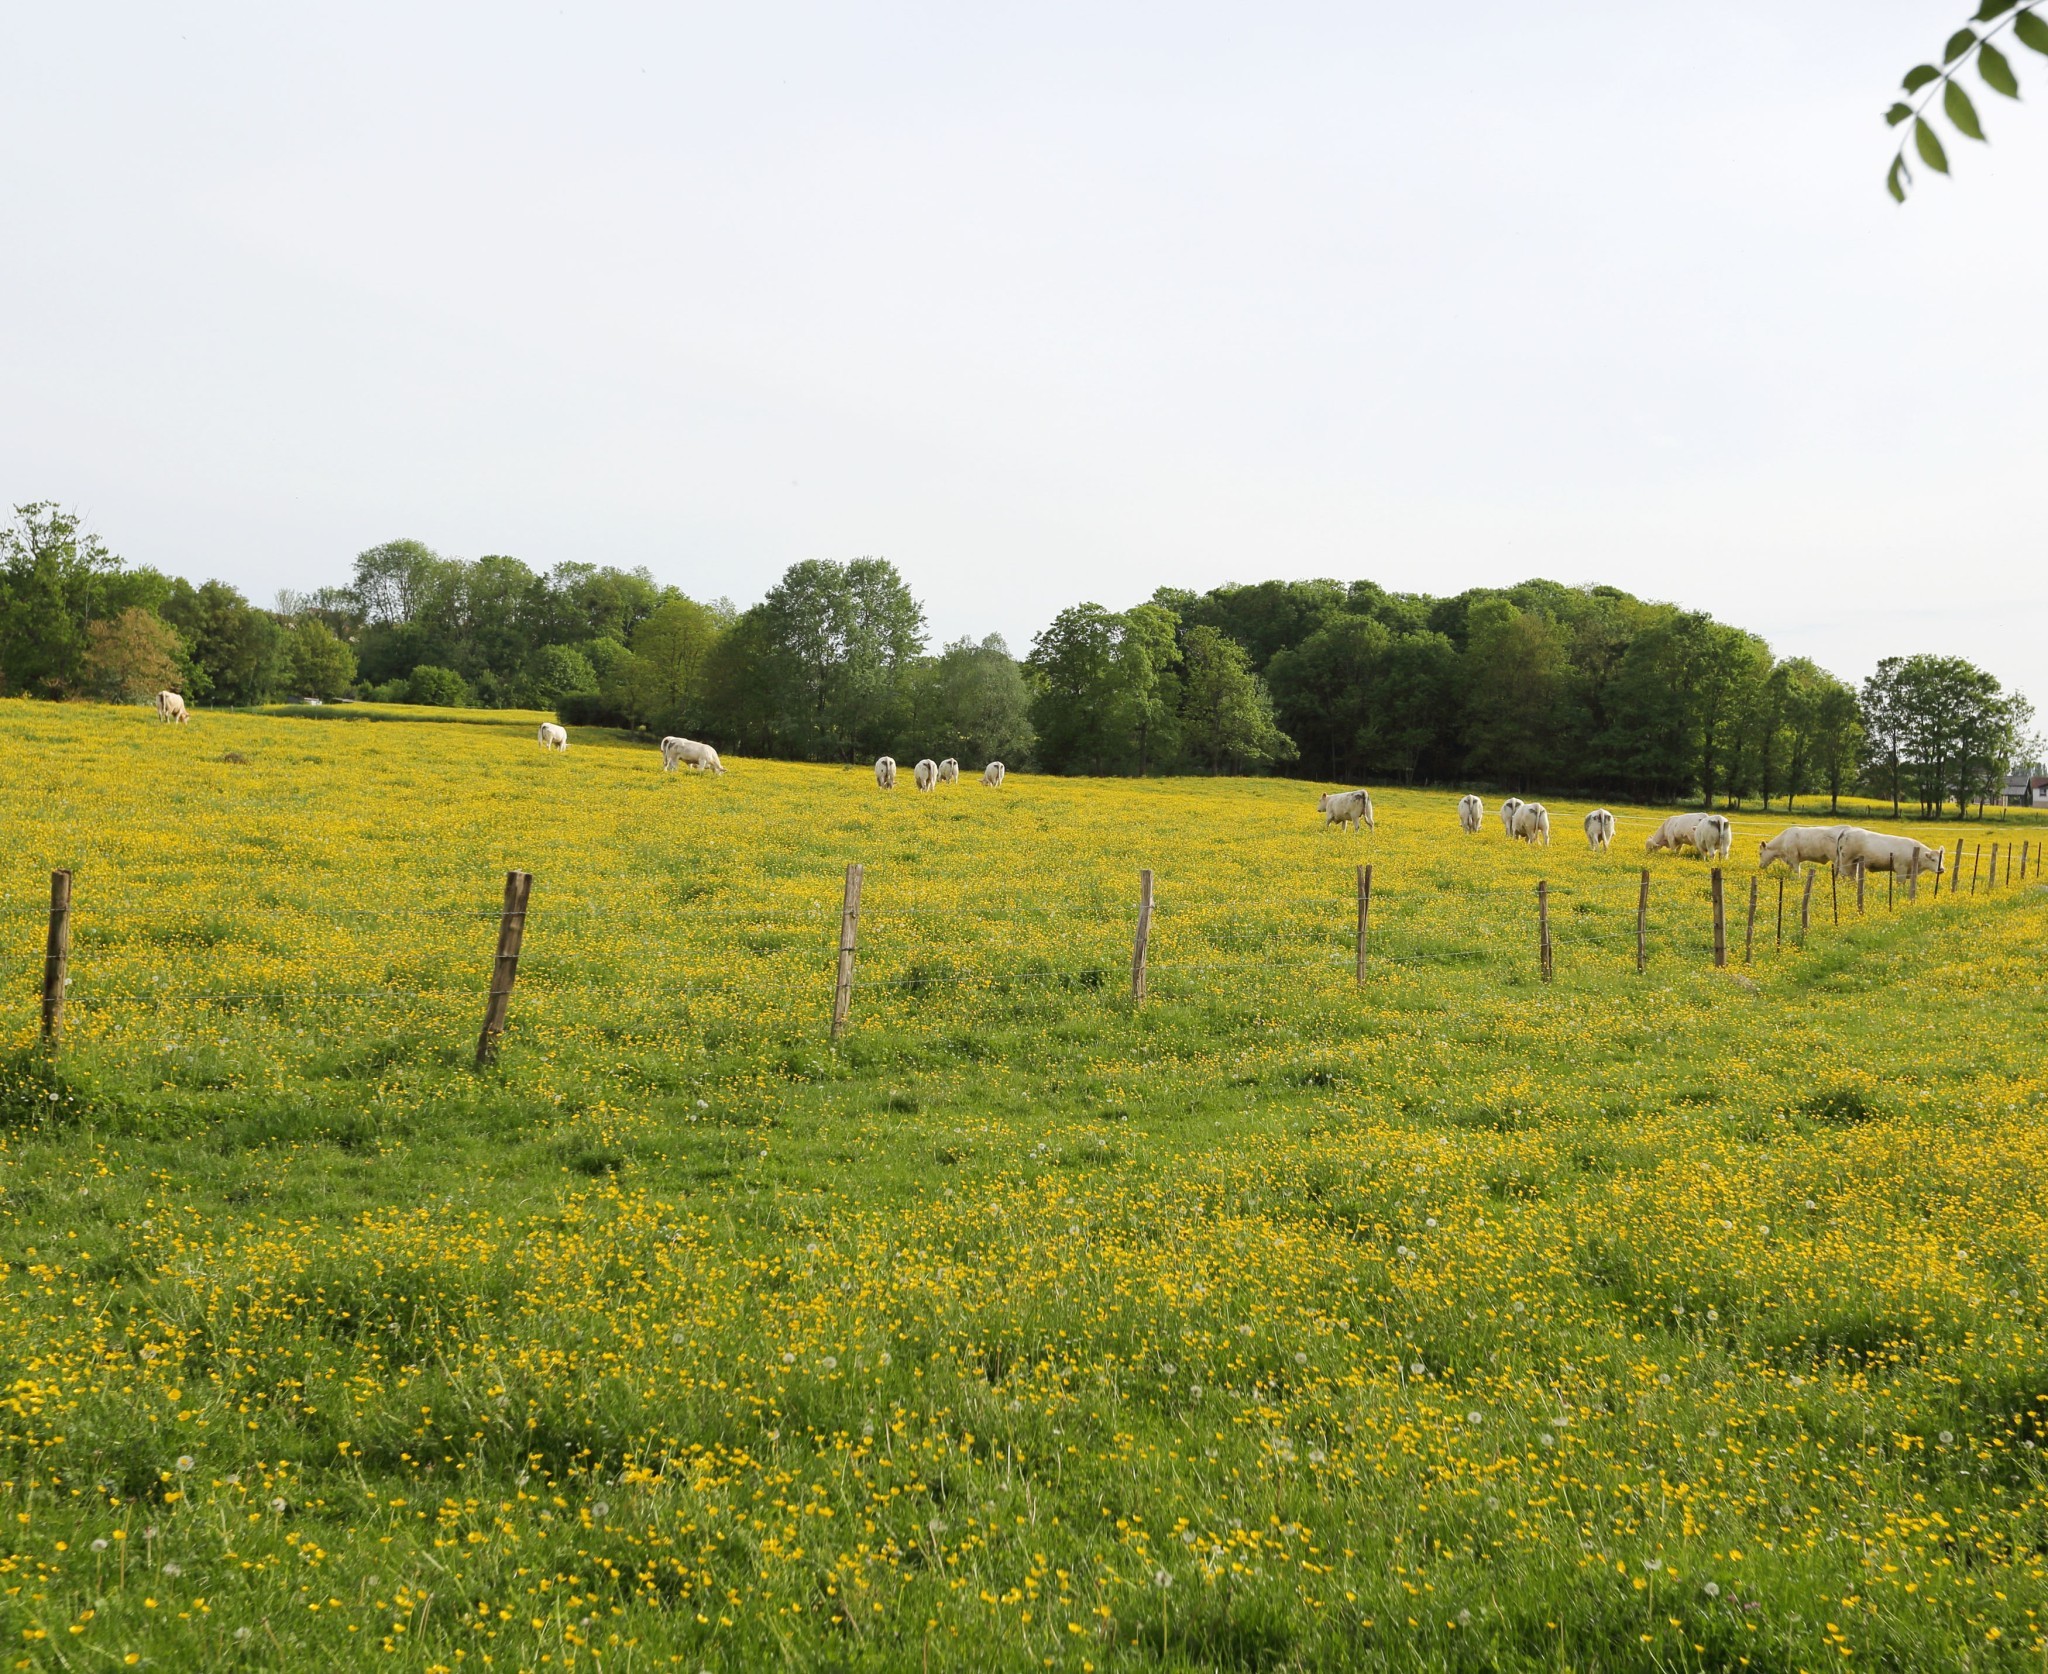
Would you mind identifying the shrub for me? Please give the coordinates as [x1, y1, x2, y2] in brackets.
[406, 665, 471, 707]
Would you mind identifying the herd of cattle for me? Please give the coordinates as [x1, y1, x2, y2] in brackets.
[1314, 783, 1948, 880]
[152, 693, 1953, 879]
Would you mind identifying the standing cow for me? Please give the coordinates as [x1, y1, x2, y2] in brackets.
[1457, 794, 1483, 835]
[875, 756, 897, 790]
[937, 758, 960, 785]
[1696, 813, 1733, 860]
[1512, 802, 1551, 845]
[660, 736, 725, 774]
[913, 758, 939, 792]
[1583, 808, 1615, 851]
[1834, 827, 1945, 883]
[155, 691, 189, 724]
[1318, 789, 1374, 832]
[538, 723, 568, 752]
[1500, 797, 1525, 838]
[981, 762, 1005, 787]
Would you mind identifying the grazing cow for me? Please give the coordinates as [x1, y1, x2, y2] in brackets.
[937, 757, 960, 785]
[982, 761, 1005, 788]
[875, 756, 897, 790]
[1646, 812, 1717, 857]
[155, 691, 189, 724]
[1318, 789, 1375, 833]
[1834, 827, 1945, 882]
[1500, 796, 1524, 837]
[1457, 794, 1483, 835]
[538, 723, 568, 752]
[1584, 808, 1615, 851]
[1697, 813, 1733, 860]
[1758, 825, 1847, 872]
[914, 758, 939, 792]
[1512, 802, 1551, 845]
[660, 736, 725, 774]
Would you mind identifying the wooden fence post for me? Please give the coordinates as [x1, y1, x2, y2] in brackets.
[1710, 867, 1727, 968]
[830, 863, 863, 1042]
[1799, 868, 1816, 943]
[1635, 868, 1649, 975]
[1907, 853, 1919, 903]
[41, 870, 72, 1046]
[1132, 868, 1154, 1004]
[1988, 842, 1999, 891]
[1744, 875, 1758, 963]
[1355, 864, 1372, 986]
[475, 869, 533, 1068]
[1951, 841, 1963, 895]
[1970, 843, 1981, 897]
[1776, 876, 1786, 949]
[1856, 860, 1865, 915]
[2022, 839, 2030, 881]
[1537, 880, 1553, 982]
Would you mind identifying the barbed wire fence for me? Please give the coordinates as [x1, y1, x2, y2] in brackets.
[12, 827, 2036, 1063]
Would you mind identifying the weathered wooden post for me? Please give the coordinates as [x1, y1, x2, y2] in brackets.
[1856, 859, 1865, 915]
[41, 870, 72, 1046]
[1711, 867, 1726, 968]
[1799, 868, 1816, 943]
[830, 863, 864, 1042]
[1743, 875, 1758, 963]
[1988, 842, 2000, 891]
[1131, 868, 1154, 1004]
[1355, 864, 1372, 986]
[475, 869, 533, 1068]
[1970, 843, 1982, 897]
[1537, 880, 1553, 982]
[1635, 868, 1649, 975]
[1776, 876, 1786, 949]
[1907, 852, 1919, 903]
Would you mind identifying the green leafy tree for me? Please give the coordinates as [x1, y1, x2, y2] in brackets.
[522, 644, 598, 709]
[624, 596, 724, 738]
[1885, 2, 2048, 201]
[1178, 625, 1294, 773]
[737, 559, 926, 759]
[908, 635, 1036, 767]
[82, 608, 187, 704]
[1026, 604, 1123, 774]
[1112, 604, 1183, 776]
[288, 621, 358, 702]
[1461, 598, 1567, 790]
[0, 503, 124, 697]
[161, 579, 287, 706]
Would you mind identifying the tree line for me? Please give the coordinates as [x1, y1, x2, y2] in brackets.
[0, 502, 2031, 816]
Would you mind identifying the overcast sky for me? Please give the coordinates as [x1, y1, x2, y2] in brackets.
[4, 3, 2043, 704]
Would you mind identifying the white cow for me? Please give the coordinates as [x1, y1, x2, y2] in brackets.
[937, 757, 960, 785]
[1513, 802, 1551, 845]
[1457, 794, 1483, 835]
[660, 736, 725, 774]
[875, 756, 897, 790]
[1834, 827, 1945, 882]
[913, 758, 939, 792]
[155, 691, 189, 724]
[538, 723, 568, 752]
[1646, 812, 1721, 857]
[1500, 796, 1525, 837]
[1318, 789, 1374, 833]
[1758, 825, 1847, 872]
[1584, 808, 1615, 851]
[1697, 813, 1733, 860]
[981, 761, 1005, 788]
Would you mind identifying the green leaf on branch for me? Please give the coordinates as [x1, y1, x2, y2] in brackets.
[1915, 115, 1952, 170]
[1885, 100, 1915, 125]
[1975, 0, 2019, 18]
[1979, 40, 2021, 94]
[2015, 8, 2048, 54]
[1903, 63, 1943, 91]
[1887, 154, 1911, 202]
[1944, 26, 1979, 60]
[1944, 79, 1988, 137]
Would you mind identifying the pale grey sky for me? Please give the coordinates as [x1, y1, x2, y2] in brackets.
[4, 3, 2043, 703]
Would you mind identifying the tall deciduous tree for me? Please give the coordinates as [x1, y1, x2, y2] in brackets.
[82, 608, 186, 704]
[0, 503, 124, 697]
[624, 595, 724, 738]
[1178, 625, 1294, 772]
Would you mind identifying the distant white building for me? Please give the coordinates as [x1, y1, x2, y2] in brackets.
[2001, 764, 2048, 807]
